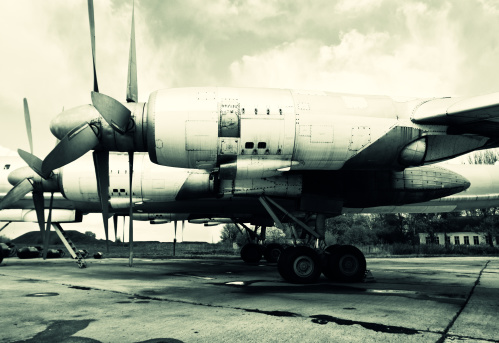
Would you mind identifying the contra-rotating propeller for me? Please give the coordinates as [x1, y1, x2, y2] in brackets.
[0, 99, 59, 259]
[15, 0, 139, 262]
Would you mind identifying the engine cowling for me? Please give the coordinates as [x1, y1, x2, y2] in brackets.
[145, 87, 399, 172]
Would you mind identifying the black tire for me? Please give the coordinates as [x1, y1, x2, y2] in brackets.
[240, 243, 262, 263]
[0, 247, 3, 264]
[277, 246, 321, 284]
[321, 244, 341, 280]
[263, 243, 284, 263]
[324, 245, 366, 282]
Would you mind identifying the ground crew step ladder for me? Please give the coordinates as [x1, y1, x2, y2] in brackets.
[52, 223, 87, 268]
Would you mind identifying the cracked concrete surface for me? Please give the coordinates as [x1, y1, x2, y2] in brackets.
[0, 256, 497, 342]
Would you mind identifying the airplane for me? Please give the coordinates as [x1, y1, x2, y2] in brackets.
[3, 0, 499, 283]
[2, 151, 499, 281]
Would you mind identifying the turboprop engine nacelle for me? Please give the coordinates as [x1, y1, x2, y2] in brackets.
[146, 87, 401, 172]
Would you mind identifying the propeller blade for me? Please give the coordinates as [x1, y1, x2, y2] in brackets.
[32, 191, 46, 240]
[0, 179, 33, 210]
[42, 192, 54, 260]
[182, 220, 185, 242]
[23, 98, 33, 154]
[41, 122, 99, 175]
[87, 0, 99, 93]
[126, 1, 138, 103]
[93, 150, 110, 252]
[128, 151, 134, 267]
[173, 221, 177, 256]
[113, 214, 118, 241]
[18, 149, 48, 179]
[91, 92, 131, 134]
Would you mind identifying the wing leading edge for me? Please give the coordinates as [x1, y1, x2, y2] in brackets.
[411, 92, 499, 135]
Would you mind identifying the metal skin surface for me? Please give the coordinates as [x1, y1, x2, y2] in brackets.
[144, 87, 499, 173]
[2, 154, 499, 226]
[49, 87, 499, 178]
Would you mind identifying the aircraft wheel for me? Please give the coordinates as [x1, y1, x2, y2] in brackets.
[240, 243, 262, 263]
[277, 246, 321, 284]
[321, 244, 341, 280]
[263, 243, 284, 263]
[323, 245, 366, 282]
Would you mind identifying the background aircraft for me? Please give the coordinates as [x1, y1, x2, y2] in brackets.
[3, 1, 499, 283]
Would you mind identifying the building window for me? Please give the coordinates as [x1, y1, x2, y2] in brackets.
[257, 142, 267, 149]
[473, 236, 479, 245]
[445, 236, 451, 244]
[454, 236, 460, 245]
[245, 142, 254, 149]
[425, 236, 431, 244]
[464, 236, 470, 245]
[434, 236, 440, 245]
[486, 236, 491, 245]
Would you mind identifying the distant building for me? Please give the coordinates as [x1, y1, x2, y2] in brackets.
[419, 232, 499, 246]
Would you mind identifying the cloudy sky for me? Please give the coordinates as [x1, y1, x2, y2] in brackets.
[1, 0, 499, 241]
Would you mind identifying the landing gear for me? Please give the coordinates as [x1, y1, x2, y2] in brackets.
[322, 245, 366, 282]
[240, 243, 262, 263]
[255, 196, 368, 284]
[277, 246, 321, 283]
[263, 243, 284, 263]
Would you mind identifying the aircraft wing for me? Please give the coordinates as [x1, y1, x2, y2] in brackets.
[411, 92, 499, 136]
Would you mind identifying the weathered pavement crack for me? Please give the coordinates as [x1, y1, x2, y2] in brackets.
[436, 260, 491, 343]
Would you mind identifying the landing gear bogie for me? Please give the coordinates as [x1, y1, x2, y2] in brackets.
[240, 243, 263, 263]
[263, 243, 284, 263]
[322, 244, 366, 282]
[277, 246, 322, 284]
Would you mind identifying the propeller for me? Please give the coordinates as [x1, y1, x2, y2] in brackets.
[113, 214, 119, 241]
[14, 0, 139, 265]
[173, 221, 177, 256]
[39, 0, 138, 178]
[1, 99, 60, 257]
[128, 151, 134, 267]
[23, 98, 33, 154]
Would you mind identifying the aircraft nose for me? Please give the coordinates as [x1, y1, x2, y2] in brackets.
[50, 104, 100, 139]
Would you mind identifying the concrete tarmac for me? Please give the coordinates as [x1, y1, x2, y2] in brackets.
[0, 256, 498, 343]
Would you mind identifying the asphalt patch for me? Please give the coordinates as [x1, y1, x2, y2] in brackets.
[244, 309, 300, 317]
[69, 286, 92, 291]
[310, 314, 420, 335]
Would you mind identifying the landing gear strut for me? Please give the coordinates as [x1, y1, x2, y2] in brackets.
[235, 222, 285, 263]
[258, 196, 367, 284]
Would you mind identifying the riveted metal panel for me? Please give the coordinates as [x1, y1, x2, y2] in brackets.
[311, 125, 334, 143]
[349, 126, 371, 151]
[219, 101, 240, 137]
[220, 138, 239, 155]
[185, 120, 218, 151]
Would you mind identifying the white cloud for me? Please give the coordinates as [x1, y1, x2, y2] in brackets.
[229, 2, 464, 97]
[0, 146, 17, 157]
